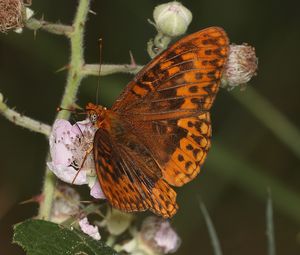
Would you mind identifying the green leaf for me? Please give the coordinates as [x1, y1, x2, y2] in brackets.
[13, 219, 119, 255]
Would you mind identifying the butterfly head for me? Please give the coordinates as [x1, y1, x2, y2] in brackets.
[85, 103, 107, 127]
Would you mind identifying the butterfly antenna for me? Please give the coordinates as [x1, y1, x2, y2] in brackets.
[57, 106, 75, 113]
[96, 38, 103, 105]
[57, 106, 86, 115]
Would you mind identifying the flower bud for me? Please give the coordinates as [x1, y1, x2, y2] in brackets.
[153, 1, 192, 37]
[51, 185, 80, 223]
[140, 216, 181, 254]
[0, 0, 23, 32]
[222, 44, 258, 89]
[118, 217, 181, 255]
[105, 209, 133, 236]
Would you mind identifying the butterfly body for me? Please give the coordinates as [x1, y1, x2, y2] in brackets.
[87, 27, 229, 218]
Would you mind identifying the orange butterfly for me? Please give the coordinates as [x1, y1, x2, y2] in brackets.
[86, 27, 229, 218]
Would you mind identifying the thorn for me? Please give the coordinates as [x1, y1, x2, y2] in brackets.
[129, 50, 137, 68]
[55, 64, 70, 73]
[89, 9, 97, 15]
[33, 27, 37, 40]
[19, 194, 44, 205]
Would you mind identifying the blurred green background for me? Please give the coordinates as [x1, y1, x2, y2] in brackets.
[1, 0, 300, 254]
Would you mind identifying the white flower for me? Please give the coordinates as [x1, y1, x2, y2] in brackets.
[51, 185, 80, 223]
[153, 221, 181, 253]
[118, 217, 181, 255]
[79, 217, 101, 240]
[47, 119, 105, 199]
[222, 44, 258, 89]
[153, 1, 192, 37]
[141, 217, 181, 254]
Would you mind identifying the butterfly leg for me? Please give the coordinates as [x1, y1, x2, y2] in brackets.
[71, 144, 94, 184]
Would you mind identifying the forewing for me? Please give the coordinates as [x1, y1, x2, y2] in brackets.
[112, 26, 229, 120]
[111, 27, 229, 187]
[93, 128, 178, 218]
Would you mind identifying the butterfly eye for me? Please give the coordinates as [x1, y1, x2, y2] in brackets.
[89, 112, 98, 123]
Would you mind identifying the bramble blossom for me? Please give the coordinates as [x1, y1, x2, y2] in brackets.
[141, 216, 181, 254]
[119, 216, 181, 255]
[51, 185, 81, 223]
[47, 119, 105, 199]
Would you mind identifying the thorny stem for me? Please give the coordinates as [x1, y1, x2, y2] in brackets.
[0, 62, 142, 135]
[25, 18, 74, 36]
[81, 64, 143, 76]
[0, 93, 51, 136]
[38, 0, 91, 220]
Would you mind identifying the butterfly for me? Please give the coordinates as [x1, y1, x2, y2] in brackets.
[86, 27, 229, 218]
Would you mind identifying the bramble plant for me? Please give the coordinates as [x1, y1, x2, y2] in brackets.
[5, 1, 296, 255]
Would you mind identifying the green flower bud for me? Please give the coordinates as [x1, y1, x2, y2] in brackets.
[153, 1, 192, 37]
[105, 209, 133, 235]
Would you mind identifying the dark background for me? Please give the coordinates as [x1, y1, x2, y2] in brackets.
[1, 0, 300, 254]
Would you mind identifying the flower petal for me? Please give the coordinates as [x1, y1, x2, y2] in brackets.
[90, 179, 106, 199]
[71, 119, 93, 134]
[47, 162, 87, 185]
[79, 217, 101, 240]
[50, 142, 73, 166]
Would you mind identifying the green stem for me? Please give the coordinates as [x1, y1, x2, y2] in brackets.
[38, 0, 91, 220]
[26, 18, 73, 36]
[232, 87, 300, 158]
[81, 64, 143, 76]
[0, 93, 51, 136]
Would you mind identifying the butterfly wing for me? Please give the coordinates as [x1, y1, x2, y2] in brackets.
[112, 27, 229, 187]
[112, 27, 229, 119]
[93, 123, 178, 218]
